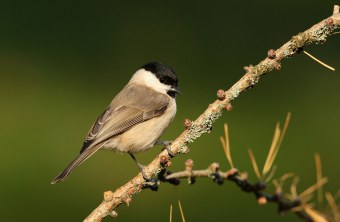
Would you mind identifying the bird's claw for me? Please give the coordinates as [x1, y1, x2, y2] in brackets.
[136, 162, 153, 182]
[142, 178, 160, 191]
[160, 140, 176, 157]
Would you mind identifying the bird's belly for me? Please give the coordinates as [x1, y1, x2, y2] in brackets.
[118, 117, 169, 152]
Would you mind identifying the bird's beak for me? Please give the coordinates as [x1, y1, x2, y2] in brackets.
[170, 86, 182, 95]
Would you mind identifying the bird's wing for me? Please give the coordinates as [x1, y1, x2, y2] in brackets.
[80, 84, 170, 153]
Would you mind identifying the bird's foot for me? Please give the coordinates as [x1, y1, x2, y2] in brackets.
[158, 140, 176, 157]
[136, 160, 160, 191]
[138, 163, 151, 181]
[142, 178, 160, 191]
[129, 153, 159, 191]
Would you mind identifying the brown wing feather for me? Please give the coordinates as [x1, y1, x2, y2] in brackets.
[80, 107, 112, 153]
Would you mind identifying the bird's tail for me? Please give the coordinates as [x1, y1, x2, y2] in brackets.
[51, 146, 102, 184]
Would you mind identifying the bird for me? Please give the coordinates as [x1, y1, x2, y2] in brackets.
[51, 62, 181, 184]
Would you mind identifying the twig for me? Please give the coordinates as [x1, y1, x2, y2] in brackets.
[325, 192, 340, 222]
[220, 123, 234, 168]
[84, 5, 340, 221]
[164, 163, 312, 221]
[303, 50, 335, 71]
[263, 113, 291, 177]
[163, 161, 327, 222]
[169, 204, 173, 222]
[178, 200, 186, 222]
[315, 153, 323, 206]
[248, 149, 261, 179]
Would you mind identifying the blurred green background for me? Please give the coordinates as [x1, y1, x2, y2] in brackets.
[1, 0, 339, 221]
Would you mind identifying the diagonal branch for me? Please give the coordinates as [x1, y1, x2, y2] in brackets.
[84, 5, 340, 222]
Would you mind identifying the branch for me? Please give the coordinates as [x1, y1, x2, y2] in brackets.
[162, 160, 326, 222]
[84, 5, 340, 221]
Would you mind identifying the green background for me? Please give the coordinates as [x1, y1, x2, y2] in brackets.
[1, 1, 339, 221]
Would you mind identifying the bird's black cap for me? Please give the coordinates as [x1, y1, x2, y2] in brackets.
[140, 62, 178, 87]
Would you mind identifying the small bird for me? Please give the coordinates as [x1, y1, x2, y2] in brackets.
[51, 62, 180, 184]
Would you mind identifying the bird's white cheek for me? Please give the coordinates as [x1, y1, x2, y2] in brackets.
[129, 69, 170, 94]
[143, 75, 170, 94]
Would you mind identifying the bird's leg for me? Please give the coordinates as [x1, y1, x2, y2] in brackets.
[156, 140, 176, 157]
[128, 153, 159, 191]
[128, 153, 152, 180]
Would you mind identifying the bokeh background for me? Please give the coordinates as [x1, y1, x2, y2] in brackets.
[1, 0, 339, 221]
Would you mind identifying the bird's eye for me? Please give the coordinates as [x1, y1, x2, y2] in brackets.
[160, 77, 166, 83]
